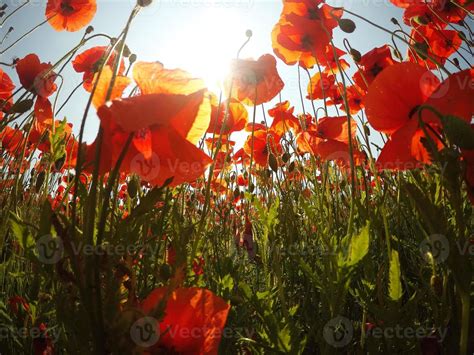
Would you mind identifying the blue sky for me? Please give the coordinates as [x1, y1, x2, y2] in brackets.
[2, 0, 405, 144]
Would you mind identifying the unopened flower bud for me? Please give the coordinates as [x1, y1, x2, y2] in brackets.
[138, 0, 153, 7]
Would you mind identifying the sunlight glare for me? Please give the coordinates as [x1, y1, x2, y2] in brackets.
[156, 8, 245, 93]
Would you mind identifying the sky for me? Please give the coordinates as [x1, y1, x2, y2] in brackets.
[1, 0, 406, 145]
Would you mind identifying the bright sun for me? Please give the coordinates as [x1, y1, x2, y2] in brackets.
[158, 7, 245, 93]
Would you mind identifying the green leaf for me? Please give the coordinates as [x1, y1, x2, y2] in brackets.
[39, 199, 53, 238]
[346, 222, 370, 267]
[9, 212, 35, 251]
[441, 115, 474, 149]
[389, 250, 402, 301]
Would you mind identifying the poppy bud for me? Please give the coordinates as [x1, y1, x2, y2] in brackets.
[9, 99, 34, 114]
[457, 31, 467, 42]
[393, 49, 403, 61]
[159, 264, 172, 281]
[137, 0, 153, 7]
[390, 18, 399, 25]
[35, 171, 45, 192]
[413, 42, 429, 60]
[1, 4, 7, 10]
[245, 29, 253, 38]
[129, 53, 137, 64]
[430, 275, 443, 297]
[269, 153, 278, 172]
[288, 161, 295, 172]
[122, 44, 132, 58]
[350, 48, 362, 62]
[127, 178, 139, 198]
[338, 19, 356, 33]
[452, 57, 460, 69]
[85, 25, 94, 34]
[414, 15, 429, 26]
[54, 156, 65, 171]
[363, 125, 371, 137]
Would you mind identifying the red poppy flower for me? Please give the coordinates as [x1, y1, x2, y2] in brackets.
[192, 256, 205, 276]
[306, 71, 335, 100]
[391, 0, 474, 28]
[321, 45, 350, 74]
[46, 0, 97, 32]
[16, 54, 57, 98]
[327, 84, 364, 114]
[353, 45, 395, 92]
[90, 66, 131, 109]
[268, 100, 300, 135]
[297, 116, 363, 167]
[226, 54, 284, 106]
[205, 138, 235, 155]
[272, 2, 343, 68]
[141, 287, 230, 355]
[365, 63, 473, 169]
[0, 68, 15, 117]
[8, 296, 30, 316]
[72, 46, 125, 91]
[206, 96, 247, 135]
[1, 126, 24, 155]
[33, 322, 54, 355]
[232, 148, 251, 166]
[86, 61, 212, 187]
[243, 129, 282, 167]
[408, 25, 462, 69]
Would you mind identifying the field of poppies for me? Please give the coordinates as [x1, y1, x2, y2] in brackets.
[0, 0, 473, 354]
